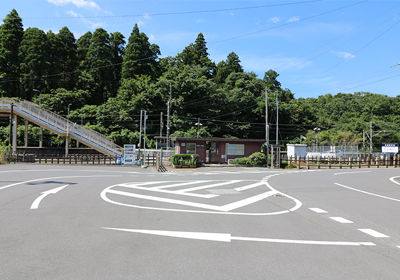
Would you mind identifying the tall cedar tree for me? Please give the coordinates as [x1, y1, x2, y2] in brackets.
[0, 9, 23, 97]
[85, 28, 113, 104]
[214, 52, 243, 85]
[121, 24, 160, 80]
[76, 31, 92, 70]
[176, 33, 215, 78]
[109, 31, 125, 97]
[19, 28, 50, 100]
[58, 27, 78, 90]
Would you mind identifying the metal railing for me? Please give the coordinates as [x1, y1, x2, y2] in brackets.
[0, 98, 122, 157]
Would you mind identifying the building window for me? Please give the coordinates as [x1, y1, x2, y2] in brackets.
[186, 143, 196, 154]
[226, 144, 244, 155]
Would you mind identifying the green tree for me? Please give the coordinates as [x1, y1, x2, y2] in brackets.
[121, 24, 160, 80]
[109, 31, 125, 97]
[76, 31, 92, 70]
[214, 52, 243, 85]
[0, 9, 24, 97]
[58, 27, 78, 90]
[176, 33, 215, 78]
[19, 27, 50, 100]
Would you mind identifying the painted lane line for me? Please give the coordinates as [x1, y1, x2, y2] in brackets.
[102, 228, 375, 246]
[219, 190, 278, 212]
[30, 185, 68, 210]
[334, 171, 372, 176]
[234, 181, 266, 191]
[389, 176, 400, 186]
[150, 180, 212, 190]
[329, 217, 353, 224]
[105, 189, 277, 212]
[116, 184, 219, 199]
[309, 208, 328, 213]
[0, 175, 122, 191]
[358, 229, 389, 238]
[335, 183, 400, 203]
[178, 180, 242, 193]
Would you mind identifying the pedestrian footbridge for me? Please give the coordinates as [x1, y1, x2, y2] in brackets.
[0, 98, 122, 157]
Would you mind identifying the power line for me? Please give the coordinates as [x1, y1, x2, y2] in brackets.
[5, 1, 325, 21]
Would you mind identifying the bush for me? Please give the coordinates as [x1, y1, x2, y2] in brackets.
[172, 154, 199, 165]
[231, 152, 267, 165]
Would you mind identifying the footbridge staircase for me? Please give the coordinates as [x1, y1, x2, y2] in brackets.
[0, 98, 123, 157]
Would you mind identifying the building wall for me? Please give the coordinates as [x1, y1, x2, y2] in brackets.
[217, 142, 262, 163]
[175, 140, 207, 163]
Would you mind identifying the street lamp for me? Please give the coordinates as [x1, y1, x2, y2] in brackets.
[314, 127, 321, 152]
[33, 89, 41, 107]
[195, 118, 202, 138]
[164, 81, 173, 148]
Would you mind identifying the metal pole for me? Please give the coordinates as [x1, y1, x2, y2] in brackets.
[66, 103, 72, 156]
[276, 91, 278, 145]
[9, 103, 13, 147]
[139, 110, 142, 161]
[160, 112, 163, 137]
[265, 88, 269, 146]
[370, 122, 373, 153]
[167, 82, 172, 148]
[143, 111, 147, 166]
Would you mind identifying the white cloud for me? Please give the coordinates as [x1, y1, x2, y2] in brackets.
[196, 18, 205, 23]
[240, 55, 312, 74]
[287, 17, 300, 23]
[331, 51, 355, 59]
[66, 10, 105, 29]
[268, 17, 281, 24]
[143, 13, 150, 19]
[137, 19, 145, 27]
[48, 0, 99, 9]
[149, 34, 155, 42]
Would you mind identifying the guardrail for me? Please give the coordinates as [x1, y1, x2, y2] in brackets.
[0, 98, 122, 156]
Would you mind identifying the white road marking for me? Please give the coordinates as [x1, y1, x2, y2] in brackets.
[334, 171, 372, 176]
[390, 176, 400, 186]
[104, 188, 277, 212]
[234, 181, 265, 191]
[101, 180, 303, 216]
[330, 217, 353, 223]
[309, 208, 328, 213]
[116, 183, 218, 198]
[335, 183, 400, 203]
[30, 185, 68, 209]
[150, 180, 212, 190]
[358, 229, 389, 238]
[102, 228, 375, 246]
[0, 175, 122, 191]
[178, 180, 242, 193]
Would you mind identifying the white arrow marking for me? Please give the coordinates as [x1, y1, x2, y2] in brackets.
[30, 185, 68, 210]
[102, 228, 375, 246]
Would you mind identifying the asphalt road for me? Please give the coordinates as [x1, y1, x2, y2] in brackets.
[1, 164, 400, 279]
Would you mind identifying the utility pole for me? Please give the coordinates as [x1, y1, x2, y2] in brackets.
[139, 110, 142, 162]
[265, 88, 269, 146]
[167, 82, 172, 148]
[160, 112, 163, 137]
[143, 111, 147, 166]
[370, 122, 373, 153]
[9, 103, 14, 147]
[276, 91, 279, 145]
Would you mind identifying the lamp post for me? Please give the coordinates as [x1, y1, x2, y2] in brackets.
[314, 127, 321, 152]
[33, 89, 41, 107]
[195, 117, 202, 138]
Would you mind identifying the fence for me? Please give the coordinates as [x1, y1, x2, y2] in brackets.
[288, 153, 400, 169]
[1, 151, 158, 166]
[306, 145, 358, 155]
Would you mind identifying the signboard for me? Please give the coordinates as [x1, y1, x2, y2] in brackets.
[124, 144, 136, 165]
[382, 143, 398, 153]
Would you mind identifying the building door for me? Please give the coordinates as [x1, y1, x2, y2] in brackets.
[209, 142, 218, 163]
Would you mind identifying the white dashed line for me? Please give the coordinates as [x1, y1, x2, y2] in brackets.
[358, 229, 389, 238]
[330, 217, 353, 223]
[309, 208, 328, 213]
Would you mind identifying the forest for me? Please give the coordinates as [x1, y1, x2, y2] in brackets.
[1, 9, 399, 152]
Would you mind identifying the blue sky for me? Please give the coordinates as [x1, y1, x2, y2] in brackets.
[2, 0, 400, 99]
